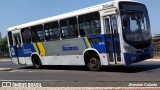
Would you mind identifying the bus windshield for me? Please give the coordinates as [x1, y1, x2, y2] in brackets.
[119, 2, 151, 48]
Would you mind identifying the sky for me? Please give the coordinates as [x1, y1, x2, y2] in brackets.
[0, 0, 159, 38]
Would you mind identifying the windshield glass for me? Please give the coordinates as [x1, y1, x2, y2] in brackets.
[122, 11, 151, 42]
[119, 2, 152, 48]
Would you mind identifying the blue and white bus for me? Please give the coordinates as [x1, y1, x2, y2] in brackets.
[7, 0, 153, 71]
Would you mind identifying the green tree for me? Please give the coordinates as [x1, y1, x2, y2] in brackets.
[0, 36, 9, 57]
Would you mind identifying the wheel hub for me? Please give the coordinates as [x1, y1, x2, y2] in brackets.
[90, 58, 98, 67]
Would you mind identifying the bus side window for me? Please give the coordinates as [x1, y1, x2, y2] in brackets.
[105, 18, 111, 34]
[91, 13, 101, 34]
[112, 16, 118, 34]
[14, 35, 19, 45]
[44, 23, 51, 41]
[8, 31, 13, 45]
[37, 25, 45, 42]
[68, 17, 78, 38]
[78, 12, 101, 36]
[78, 15, 87, 36]
[49, 21, 60, 40]
[31, 26, 38, 42]
[80, 29, 85, 36]
[44, 21, 60, 41]
[31, 25, 44, 42]
[60, 19, 68, 38]
[60, 17, 78, 39]
[21, 28, 31, 43]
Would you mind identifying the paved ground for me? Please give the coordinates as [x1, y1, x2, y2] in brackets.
[0, 87, 160, 90]
[0, 58, 160, 89]
[0, 59, 159, 81]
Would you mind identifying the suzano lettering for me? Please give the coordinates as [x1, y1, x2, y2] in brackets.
[62, 46, 78, 51]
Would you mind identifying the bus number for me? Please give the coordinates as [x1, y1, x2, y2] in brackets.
[99, 42, 105, 46]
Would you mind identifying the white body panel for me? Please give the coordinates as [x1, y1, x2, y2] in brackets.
[11, 58, 19, 65]
[41, 55, 85, 65]
[11, 54, 109, 66]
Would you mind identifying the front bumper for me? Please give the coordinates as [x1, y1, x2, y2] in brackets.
[124, 53, 153, 65]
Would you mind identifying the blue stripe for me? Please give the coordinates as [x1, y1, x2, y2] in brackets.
[82, 37, 88, 48]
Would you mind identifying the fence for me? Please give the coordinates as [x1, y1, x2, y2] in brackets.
[153, 42, 160, 58]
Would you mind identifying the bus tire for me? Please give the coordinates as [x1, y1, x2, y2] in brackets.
[86, 53, 101, 71]
[32, 56, 42, 69]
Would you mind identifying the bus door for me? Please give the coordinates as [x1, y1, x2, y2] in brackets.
[13, 33, 25, 65]
[104, 15, 122, 65]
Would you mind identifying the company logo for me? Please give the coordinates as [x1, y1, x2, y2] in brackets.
[62, 44, 78, 51]
[2, 82, 12, 87]
[11, 47, 15, 56]
[2, 82, 42, 87]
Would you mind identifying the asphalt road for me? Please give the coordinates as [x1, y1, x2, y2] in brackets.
[0, 59, 160, 81]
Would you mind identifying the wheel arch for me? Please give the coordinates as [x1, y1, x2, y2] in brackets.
[83, 48, 102, 65]
[30, 52, 41, 63]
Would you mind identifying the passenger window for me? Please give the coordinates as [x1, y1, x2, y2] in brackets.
[68, 17, 78, 37]
[8, 31, 13, 45]
[14, 35, 19, 45]
[111, 16, 118, 34]
[21, 28, 31, 43]
[31, 25, 44, 42]
[44, 24, 50, 40]
[79, 12, 101, 36]
[44, 21, 60, 41]
[60, 19, 68, 38]
[18, 34, 22, 45]
[60, 17, 78, 39]
[105, 18, 111, 34]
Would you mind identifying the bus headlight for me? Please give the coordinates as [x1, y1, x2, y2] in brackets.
[124, 45, 136, 54]
[124, 45, 129, 50]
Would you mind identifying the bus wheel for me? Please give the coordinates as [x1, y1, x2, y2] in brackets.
[32, 56, 42, 69]
[87, 56, 101, 71]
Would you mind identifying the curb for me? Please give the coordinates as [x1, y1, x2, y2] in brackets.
[0, 60, 11, 62]
[145, 59, 160, 62]
[0, 58, 11, 62]
[0, 68, 13, 71]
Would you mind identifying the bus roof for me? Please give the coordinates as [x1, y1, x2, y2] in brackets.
[7, 0, 138, 31]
